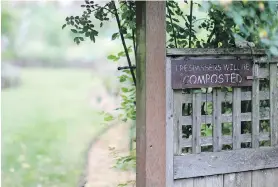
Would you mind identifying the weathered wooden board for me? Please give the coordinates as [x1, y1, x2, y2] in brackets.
[180, 133, 270, 148]
[224, 172, 251, 187]
[171, 59, 253, 89]
[192, 93, 201, 153]
[252, 64, 260, 148]
[167, 48, 266, 56]
[166, 58, 174, 186]
[174, 147, 278, 179]
[252, 168, 278, 187]
[168, 51, 278, 187]
[269, 64, 278, 146]
[232, 88, 241, 149]
[174, 168, 278, 187]
[213, 89, 222, 152]
[136, 1, 166, 187]
[179, 110, 270, 125]
[179, 90, 270, 103]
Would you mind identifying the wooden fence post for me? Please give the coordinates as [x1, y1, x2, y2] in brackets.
[136, 1, 166, 187]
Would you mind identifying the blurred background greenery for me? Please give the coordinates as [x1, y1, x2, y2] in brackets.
[1, 1, 124, 187]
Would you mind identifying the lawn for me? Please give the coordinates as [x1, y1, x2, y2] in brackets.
[2, 68, 106, 187]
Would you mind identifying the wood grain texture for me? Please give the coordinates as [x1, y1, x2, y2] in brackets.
[169, 55, 278, 64]
[166, 58, 174, 186]
[252, 64, 260, 148]
[167, 49, 278, 64]
[136, 2, 147, 186]
[192, 93, 201, 153]
[171, 59, 253, 89]
[213, 89, 222, 152]
[136, 2, 166, 187]
[179, 90, 269, 103]
[174, 91, 182, 154]
[224, 172, 251, 187]
[174, 179, 193, 187]
[180, 111, 270, 125]
[191, 175, 224, 187]
[252, 168, 278, 187]
[269, 64, 278, 146]
[180, 133, 270, 148]
[205, 175, 224, 187]
[174, 147, 278, 179]
[193, 177, 207, 187]
[233, 88, 241, 149]
[167, 48, 266, 56]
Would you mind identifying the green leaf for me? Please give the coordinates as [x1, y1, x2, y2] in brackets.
[85, 32, 90, 37]
[91, 30, 98, 36]
[90, 33, 95, 42]
[192, 89, 202, 93]
[112, 32, 119, 40]
[121, 87, 129, 93]
[270, 46, 278, 56]
[233, 14, 243, 26]
[71, 29, 77, 33]
[62, 24, 67, 29]
[104, 114, 114, 121]
[119, 75, 127, 82]
[166, 24, 172, 33]
[107, 54, 117, 60]
[118, 51, 125, 57]
[73, 37, 79, 42]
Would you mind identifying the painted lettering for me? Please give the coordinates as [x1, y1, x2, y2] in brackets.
[236, 74, 243, 83]
[231, 73, 237, 83]
[197, 75, 206, 84]
[211, 74, 218, 83]
[179, 65, 184, 71]
[223, 64, 229, 71]
[183, 76, 189, 84]
[189, 75, 197, 84]
[245, 64, 250, 71]
[218, 74, 224, 83]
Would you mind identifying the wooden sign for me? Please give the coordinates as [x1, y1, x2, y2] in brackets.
[171, 59, 253, 89]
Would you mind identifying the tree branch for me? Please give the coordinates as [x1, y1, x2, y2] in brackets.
[127, 2, 137, 60]
[189, 0, 193, 48]
[166, 2, 178, 48]
[112, 1, 136, 86]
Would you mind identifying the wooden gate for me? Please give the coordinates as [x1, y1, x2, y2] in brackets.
[166, 48, 278, 187]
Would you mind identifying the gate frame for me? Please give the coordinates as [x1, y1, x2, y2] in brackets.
[166, 48, 278, 186]
[135, 1, 278, 186]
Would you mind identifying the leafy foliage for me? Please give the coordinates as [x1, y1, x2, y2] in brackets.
[207, 1, 278, 56]
[63, 0, 278, 185]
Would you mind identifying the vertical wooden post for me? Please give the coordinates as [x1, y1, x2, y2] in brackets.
[213, 89, 222, 152]
[252, 64, 260, 148]
[136, 1, 166, 187]
[192, 93, 201, 153]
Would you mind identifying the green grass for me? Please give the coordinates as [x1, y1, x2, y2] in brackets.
[2, 68, 106, 187]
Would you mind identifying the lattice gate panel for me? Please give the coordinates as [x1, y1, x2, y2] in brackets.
[167, 55, 278, 182]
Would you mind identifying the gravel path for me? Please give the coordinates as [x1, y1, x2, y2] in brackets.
[85, 123, 135, 187]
